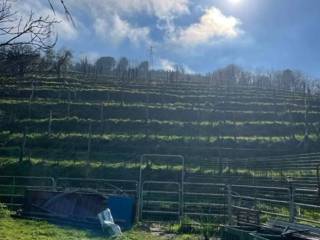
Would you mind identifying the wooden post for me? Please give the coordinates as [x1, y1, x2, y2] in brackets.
[48, 110, 52, 135]
[19, 128, 27, 163]
[317, 165, 320, 198]
[100, 103, 104, 122]
[218, 156, 223, 176]
[145, 91, 150, 138]
[67, 91, 71, 118]
[233, 112, 237, 142]
[227, 185, 233, 225]
[289, 183, 296, 223]
[28, 82, 35, 119]
[304, 94, 308, 137]
[100, 103, 104, 134]
[180, 158, 185, 218]
[197, 109, 201, 145]
[86, 122, 92, 177]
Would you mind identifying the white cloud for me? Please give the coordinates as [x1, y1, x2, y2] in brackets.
[136, 0, 190, 20]
[52, 13, 79, 41]
[70, 0, 190, 20]
[12, 0, 78, 41]
[68, 0, 190, 45]
[158, 58, 194, 73]
[95, 14, 151, 46]
[9, 0, 243, 57]
[168, 7, 242, 47]
[159, 58, 176, 71]
[184, 65, 195, 74]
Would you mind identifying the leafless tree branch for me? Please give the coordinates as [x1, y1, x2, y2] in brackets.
[48, 0, 75, 26]
[0, 0, 58, 50]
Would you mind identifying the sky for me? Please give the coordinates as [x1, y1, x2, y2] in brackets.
[14, 0, 320, 77]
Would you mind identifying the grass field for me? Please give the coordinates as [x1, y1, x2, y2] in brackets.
[0, 202, 202, 240]
[0, 216, 202, 240]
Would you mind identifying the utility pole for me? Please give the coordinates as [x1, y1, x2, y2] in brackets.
[149, 46, 154, 70]
[86, 122, 92, 177]
[149, 46, 154, 82]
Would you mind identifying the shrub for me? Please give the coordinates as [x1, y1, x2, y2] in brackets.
[0, 202, 10, 218]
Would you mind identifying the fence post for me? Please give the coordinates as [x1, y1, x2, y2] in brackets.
[136, 155, 143, 222]
[139, 182, 144, 221]
[86, 123, 92, 177]
[317, 165, 320, 198]
[67, 91, 71, 118]
[11, 176, 16, 205]
[19, 128, 27, 163]
[48, 110, 52, 135]
[227, 184, 233, 225]
[289, 183, 296, 223]
[180, 158, 185, 218]
[52, 177, 57, 191]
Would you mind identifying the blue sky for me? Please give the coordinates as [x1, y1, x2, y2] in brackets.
[18, 0, 320, 77]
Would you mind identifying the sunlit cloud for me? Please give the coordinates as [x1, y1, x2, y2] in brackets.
[168, 7, 242, 47]
[159, 58, 176, 71]
[158, 58, 194, 74]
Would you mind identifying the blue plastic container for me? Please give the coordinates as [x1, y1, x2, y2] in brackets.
[107, 196, 136, 230]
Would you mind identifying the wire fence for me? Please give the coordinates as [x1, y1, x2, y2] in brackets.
[1, 175, 320, 226]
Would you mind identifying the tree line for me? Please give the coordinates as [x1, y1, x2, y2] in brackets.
[1, 43, 319, 94]
[1, 0, 320, 93]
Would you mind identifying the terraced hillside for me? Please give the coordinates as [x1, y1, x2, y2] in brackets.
[1, 76, 320, 179]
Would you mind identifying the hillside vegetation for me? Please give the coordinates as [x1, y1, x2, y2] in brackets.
[0, 75, 320, 179]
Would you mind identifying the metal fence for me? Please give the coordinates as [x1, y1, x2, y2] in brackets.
[183, 182, 226, 222]
[229, 184, 320, 226]
[0, 176, 55, 208]
[56, 177, 138, 197]
[140, 181, 181, 222]
[1, 175, 320, 227]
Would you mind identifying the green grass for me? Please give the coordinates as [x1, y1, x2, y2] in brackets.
[0, 217, 106, 240]
[3, 130, 319, 146]
[1, 98, 318, 114]
[0, 216, 201, 240]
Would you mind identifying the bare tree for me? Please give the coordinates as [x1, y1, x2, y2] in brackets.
[95, 56, 116, 75]
[116, 57, 129, 81]
[55, 49, 72, 78]
[0, 0, 58, 50]
[48, 0, 74, 25]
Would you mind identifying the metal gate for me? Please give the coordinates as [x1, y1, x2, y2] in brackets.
[137, 154, 185, 221]
[140, 181, 181, 222]
[183, 182, 227, 223]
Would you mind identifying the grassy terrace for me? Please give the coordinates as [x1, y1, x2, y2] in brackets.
[1, 131, 320, 161]
[3, 117, 318, 137]
[1, 76, 317, 98]
[1, 155, 317, 180]
[1, 85, 318, 105]
[1, 76, 320, 177]
[2, 100, 320, 123]
[0, 76, 310, 94]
